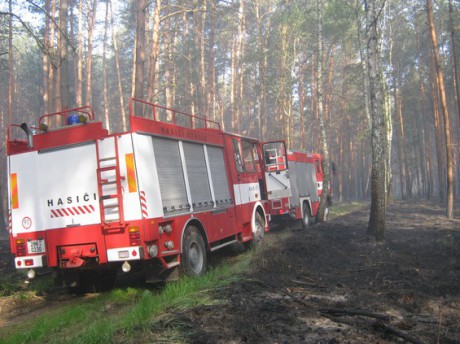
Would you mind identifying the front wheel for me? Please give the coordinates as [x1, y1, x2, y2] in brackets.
[181, 226, 207, 277]
[245, 212, 265, 249]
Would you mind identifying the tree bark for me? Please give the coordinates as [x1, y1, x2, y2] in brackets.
[316, 0, 331, 223]
[134, 0, 147, 111]
[42, 0, 51, 113]
[448, 0, 460, 121]
[200, 0, 207, 117]
[59, 0, 70, 109]
[102, 0, 110, 131]
[8, 0, 14, 124]
[109, 0, 126, 131]
[48, 0, 57, 113]
[298, 61, 307, 150]
[147, 0, 161, 106]
[208, 2, 216, 122]
[75, 0, 83, 107]
[417, 28, 432, 198]
[429, 51, 446, 202]
[85, 0, 98, 106]
[426, 0, 454, 219]
[355, 0, 371, 130]
[365, 0, 386, 241]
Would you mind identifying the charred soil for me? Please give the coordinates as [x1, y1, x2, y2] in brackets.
[157, 201, 460, 343]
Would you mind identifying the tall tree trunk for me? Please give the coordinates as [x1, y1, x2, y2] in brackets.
[427, 0, 455, 219]
[59, 0, 70, 109]
[147, 0, 161, 106]
[365, 0, 386, 241]
[86, 0, 98, 106]
[355, 0, 371, 130]
[131, 33, 137, 98]
[55, 0, 62, 112]
[280, 25, 288, 145]
[418, 38, 433, 198]
[231, 35, 237, 131]
[75, 0, 83, 107]
[164, 14, 173, 111]
[298, 62, 307, 150]
[430, 51, 446, 202]
[238, 0, 246, 133]
[48, 0, 57, 113]
[102, 0, 110, 131]
[254, 1, 271, 141]
[200, 0, 207, 117]
[134, 0, 146, 110]
[8, 0, 14, 124]
[208, 3, 216, 122]
[42, 0, 51, 113]
[394, 92, 405, 199]
[448, 0, 460, 121]
[316, 0, 331, 223]
[109, 0, 126, 130]
[310, 56, 318, 151]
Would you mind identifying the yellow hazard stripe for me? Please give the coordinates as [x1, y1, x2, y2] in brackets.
[10, 173, 19, 209]
[125, 153, 137, 193]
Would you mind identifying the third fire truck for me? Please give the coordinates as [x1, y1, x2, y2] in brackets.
[266, 151, 327, 228]
[7, 98, 288, 291]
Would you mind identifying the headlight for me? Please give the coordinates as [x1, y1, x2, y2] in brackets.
[147, 244, 158, 257]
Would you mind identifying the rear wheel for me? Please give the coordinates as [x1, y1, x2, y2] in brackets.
[301, 204, 313, 229]
[181, 226, 207, 277]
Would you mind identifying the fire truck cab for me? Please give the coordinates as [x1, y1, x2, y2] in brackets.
[6, 99, 287, 291]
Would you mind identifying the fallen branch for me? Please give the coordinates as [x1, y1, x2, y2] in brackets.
[319, 307, 392, 321]
[374, 321, 426, 344]
[290, 279, 325, 288]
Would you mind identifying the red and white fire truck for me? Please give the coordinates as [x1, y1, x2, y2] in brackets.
[6, 98, 288, 291]
[267, 151, 322, 228]
[309, 152, 333, 205]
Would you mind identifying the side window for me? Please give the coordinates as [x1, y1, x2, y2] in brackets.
[263, 142, 287, 171]
[241, 140, 256, 172]
[253, 145, 261, 172]
[232, 139, 244, 172]
[316, 160, 321, 174]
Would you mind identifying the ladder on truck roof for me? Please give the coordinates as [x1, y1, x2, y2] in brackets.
[95, 136, 125, 230]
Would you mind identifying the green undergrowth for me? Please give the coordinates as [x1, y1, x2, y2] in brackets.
[0, 249, 257, 344]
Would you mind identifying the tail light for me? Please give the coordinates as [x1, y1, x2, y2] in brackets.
[128, 226, 141, 246]
[15, 238, 26, 256]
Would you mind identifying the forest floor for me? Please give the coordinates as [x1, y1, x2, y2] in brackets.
[158, 200, 460, 344]
[0, 200, 460, 343]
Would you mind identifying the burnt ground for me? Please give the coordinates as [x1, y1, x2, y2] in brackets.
[0, 201, 460, 343]
[154, 201, 460, 344]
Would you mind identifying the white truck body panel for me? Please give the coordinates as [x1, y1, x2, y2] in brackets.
[131, 133, 164, 219]
[8, 144, 101, 236]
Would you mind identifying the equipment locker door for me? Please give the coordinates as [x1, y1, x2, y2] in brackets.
[231, 138, 261, 224]
[262, 141, 291, 199]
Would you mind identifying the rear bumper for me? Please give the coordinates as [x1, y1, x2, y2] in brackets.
[15, 255, 46, 269]
[106, 246, 144, 262]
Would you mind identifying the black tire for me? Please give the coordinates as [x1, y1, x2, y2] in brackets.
[245, 212, 265, 249]
[301, 204, 313, 229]
[181, 226, 207, 277]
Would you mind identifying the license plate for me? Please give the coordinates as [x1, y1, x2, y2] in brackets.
[27, 239, 46, 254]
